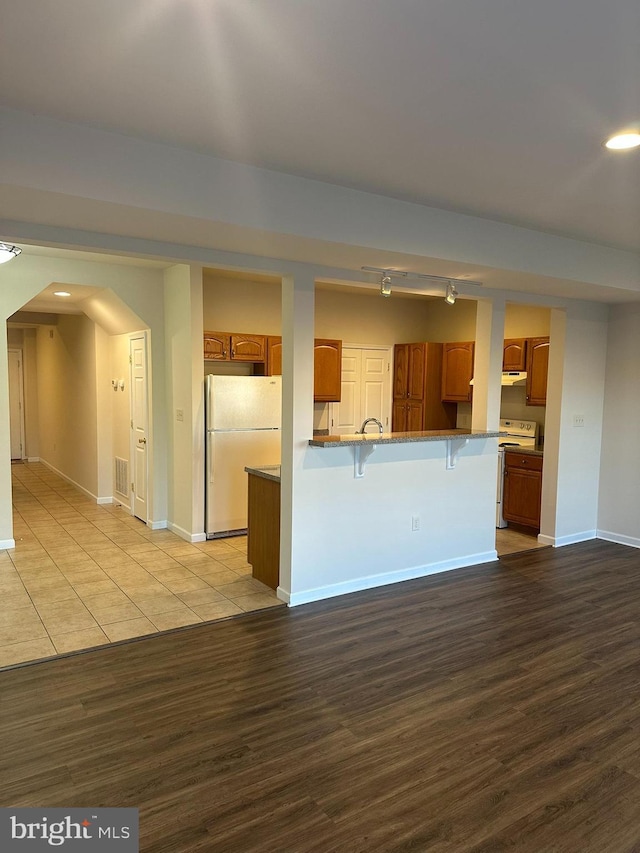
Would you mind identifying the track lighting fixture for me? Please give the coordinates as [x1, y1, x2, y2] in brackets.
[444, 281, 458, 305]
[0, 243, 22, 264]
[362, 266, 483, 298]
[380, 274, 392, 298]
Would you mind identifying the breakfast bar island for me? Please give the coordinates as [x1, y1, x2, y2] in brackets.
[247, 428, 501, 600]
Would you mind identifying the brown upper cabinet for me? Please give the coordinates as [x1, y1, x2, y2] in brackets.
[313, 339, 342, 402]
[392, 342, 456, 431]
[503, 338, 527, 371]
[263, 336, 342, 402]
[525, 336, 549, 406]
[266, 336, 283, 376]
[441, 341, 475, 403]
[204, 332, 266, 363]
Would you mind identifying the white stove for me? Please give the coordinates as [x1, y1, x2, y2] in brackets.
[496, 418, 538, 527]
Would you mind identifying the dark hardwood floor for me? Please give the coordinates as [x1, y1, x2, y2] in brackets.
[2, 539, 640, 852]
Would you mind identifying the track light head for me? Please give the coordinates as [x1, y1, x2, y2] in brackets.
[444, 281, 458, 305]
[380, 274, 392, 297]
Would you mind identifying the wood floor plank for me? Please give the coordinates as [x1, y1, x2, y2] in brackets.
[2, 539, 640, 851]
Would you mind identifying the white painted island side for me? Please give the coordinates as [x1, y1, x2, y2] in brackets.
[280, 430, 502, 607]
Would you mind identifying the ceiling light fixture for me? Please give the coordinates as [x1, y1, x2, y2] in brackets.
[604, 131, 640, 151]
[54, 291, 71, 297]
[362, 266, 483, 290]
[444, 281, 458, 305]
[380, 274, 392, 298]
[0, 243, 22, 264]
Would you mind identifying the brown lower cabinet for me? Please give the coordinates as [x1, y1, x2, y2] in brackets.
[502, 451, 543, 529]
[247, 472, 280, 591]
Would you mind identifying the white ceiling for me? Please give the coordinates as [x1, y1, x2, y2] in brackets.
[1, 0, 639, 292]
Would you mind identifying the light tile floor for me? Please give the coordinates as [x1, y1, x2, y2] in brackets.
[495, 525, 548, 557]
[0, 462, 284, 669]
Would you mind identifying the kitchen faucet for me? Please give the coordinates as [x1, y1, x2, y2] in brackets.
[358, 417, 384, 435]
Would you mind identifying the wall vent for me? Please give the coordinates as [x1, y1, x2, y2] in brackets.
[115, 457, 129, 496]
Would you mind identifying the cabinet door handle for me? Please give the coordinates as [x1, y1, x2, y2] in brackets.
[231, 349, 235, 358]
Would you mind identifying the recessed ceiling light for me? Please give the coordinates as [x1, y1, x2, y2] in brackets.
[54, 291, 71, 297]
[604, 132, 640, 151]
[0, 243, 21, 264]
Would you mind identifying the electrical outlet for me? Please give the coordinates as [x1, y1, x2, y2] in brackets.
[176, 409, 184, 422]
[411, 515, 420, 532]
[573, 414, 585, 428]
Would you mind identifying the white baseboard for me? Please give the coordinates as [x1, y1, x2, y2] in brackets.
[596, 529, 640, 549]
[39, 458, 100, 503]
[167, 522, 206, 543]
[27, 457, 40, 463]
[538, 530, 597, 548]
[283, 550, 499, 608]
[0, 538, 16, 550]
[148, 519, 167, 530]
[97, 497, 113, 505]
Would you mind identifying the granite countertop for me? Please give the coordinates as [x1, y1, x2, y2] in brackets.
[502, 443, 544, 458]
[245, 465, 281, 482]
[309, 429, 503, 448]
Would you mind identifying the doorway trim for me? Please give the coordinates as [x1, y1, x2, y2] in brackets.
[129, 331, 150, 524]
[8, 348, 26, 461]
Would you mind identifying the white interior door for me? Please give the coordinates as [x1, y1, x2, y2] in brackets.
[330, 346, 392, 434]
[8, 349, 25, 460]
[331, 350, 359, 433]
[130, 333, 149, 522]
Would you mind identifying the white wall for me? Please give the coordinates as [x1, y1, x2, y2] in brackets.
[3, 108, 639, 295]
[95, 323, 113, 501]
[36, 315, 99, 497]
[597, 303, 640, 546]
[110, 333, 133, 507]
[540, 303, 608, 546]
[203, 274, 281, 334]
[0, 253, 166, 540]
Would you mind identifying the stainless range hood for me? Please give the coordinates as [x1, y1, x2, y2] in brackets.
[501, 371, 527, 386]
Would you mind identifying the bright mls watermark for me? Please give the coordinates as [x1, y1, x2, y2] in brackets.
[0, 809, 138, 851]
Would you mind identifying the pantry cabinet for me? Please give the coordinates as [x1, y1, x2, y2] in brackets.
[392, 342, 456, 431]
[502, 451, 543, 529]
[525, 337, 549, 406]
[441, 341, 475, 403]
[203, 331, 266, 363]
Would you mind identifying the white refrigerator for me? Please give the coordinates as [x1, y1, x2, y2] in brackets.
[205, 374, 281, 538]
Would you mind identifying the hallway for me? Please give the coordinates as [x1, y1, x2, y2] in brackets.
[0, 462, 283, 668]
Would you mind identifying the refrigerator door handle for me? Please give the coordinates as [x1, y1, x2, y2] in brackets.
[207, 432, 214, 484]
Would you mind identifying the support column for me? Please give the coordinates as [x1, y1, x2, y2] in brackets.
[472, 297, 505, 431]
[163, 264, 205, 541]
[278, 272, 315, 601]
